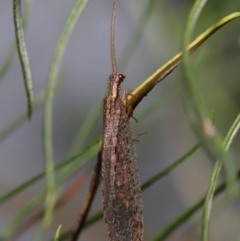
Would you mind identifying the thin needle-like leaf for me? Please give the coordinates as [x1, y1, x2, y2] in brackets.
[202, 114, 240, 241]
[53, 225, 62, 241]
[0, 0, 32, 80]
[180, 2, 239, 197]
[127, 12, 240, 111]
[43, 0, 89, 227]
[202, 161, 221, 241]
[13, 0, 34, 118]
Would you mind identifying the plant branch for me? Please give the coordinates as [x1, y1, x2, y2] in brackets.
[68, 142, 102, 241]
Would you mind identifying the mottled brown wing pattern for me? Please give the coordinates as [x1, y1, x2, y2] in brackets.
[102, 96, 143, 241]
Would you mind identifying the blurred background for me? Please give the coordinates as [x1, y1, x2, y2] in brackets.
[0, 0, 240, 240]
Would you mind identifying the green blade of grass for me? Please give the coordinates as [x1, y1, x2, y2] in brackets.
[202, 114, 240, 241]
[43, 0, 89, 227]
[53, 225, 62, 241]
[180, 2, 239, 197]
[202, 160, 221, 241]
[13, 0, 34, 118]
[56, 230, 71, 241]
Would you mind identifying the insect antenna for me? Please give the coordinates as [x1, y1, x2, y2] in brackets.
[110, 0, 119, 75]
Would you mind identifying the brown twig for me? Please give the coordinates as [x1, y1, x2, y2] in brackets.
[68, 143, 102, 241]
[7, 173, 87, 241]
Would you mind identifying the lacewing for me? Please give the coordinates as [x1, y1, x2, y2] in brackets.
[101, 0, 144, 240]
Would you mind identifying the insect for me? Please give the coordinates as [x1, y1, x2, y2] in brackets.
[101, 0, 144, 240]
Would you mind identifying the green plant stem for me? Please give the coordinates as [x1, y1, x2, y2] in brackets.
[180, 0, 238, 198]
[53, 225, 62, 241]
[202, 114, 240, 241]
[128, 11, 240, 111]
[43, 0, 89, 228]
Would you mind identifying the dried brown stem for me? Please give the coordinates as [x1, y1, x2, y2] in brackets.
[68, 146, 102, 241]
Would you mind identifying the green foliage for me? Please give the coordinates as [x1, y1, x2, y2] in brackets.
[0, 0, 239, 240]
